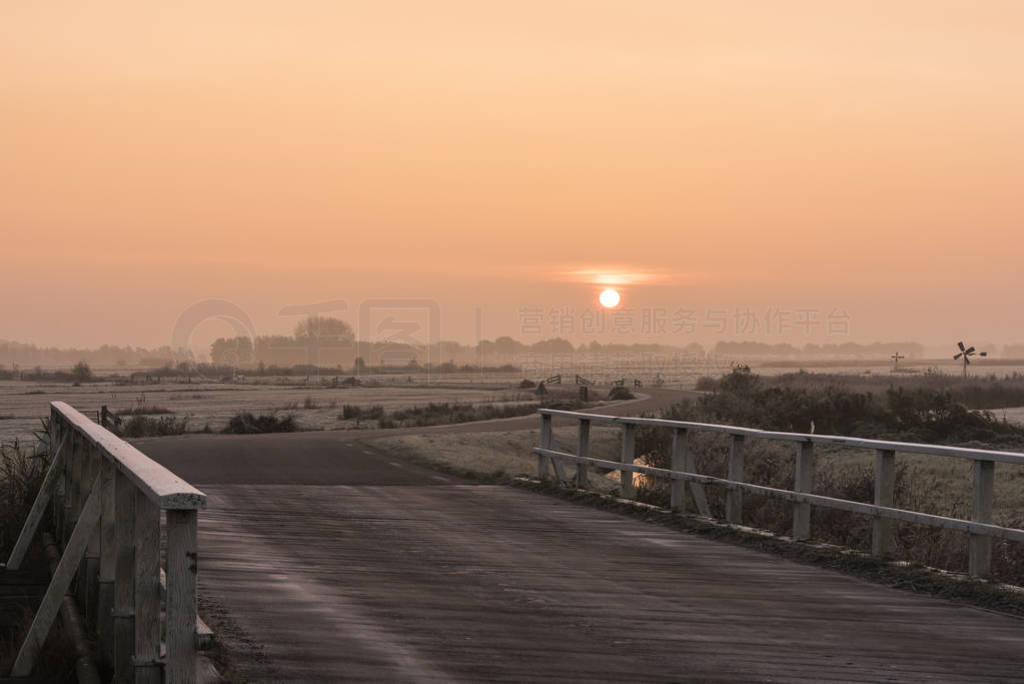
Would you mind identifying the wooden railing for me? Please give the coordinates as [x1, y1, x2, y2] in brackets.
[5, 402, 206, 682]
[533, 409, 1024, 578]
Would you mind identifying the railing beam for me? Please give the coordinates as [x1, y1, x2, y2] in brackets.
[11, 473, 101, 677]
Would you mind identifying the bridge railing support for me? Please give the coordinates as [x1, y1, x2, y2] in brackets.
[6, 401, 206, 683]
[533, 409, 1023, 578]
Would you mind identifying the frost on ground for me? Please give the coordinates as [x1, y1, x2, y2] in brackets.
[372, 426, 624, 493]
[0, 379, 541, 442]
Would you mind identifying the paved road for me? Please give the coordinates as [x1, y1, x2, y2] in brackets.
[137, 389, 688, 484]
[139, 392, 1024, 682]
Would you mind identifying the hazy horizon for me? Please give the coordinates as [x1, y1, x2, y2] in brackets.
[4, 1, 1023, 353]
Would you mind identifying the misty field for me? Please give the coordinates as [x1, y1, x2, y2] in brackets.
[0, 379, 553, 442]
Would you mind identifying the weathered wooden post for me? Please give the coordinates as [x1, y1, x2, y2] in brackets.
[793, 441, 814, 541]
[97, 460, 117, 666]
[134, 492, 162, 684]
[82, 445, 102, 625]
[113, 471, 136, 683]
[872, 449, 896, 557]
[166, 509, 199, 684]
[538, 413, 553, 480]
[620, 423, 636, 499]
[969, 459, 994, 578]
[670, 428, 687, 511]
[575, 419, 590, 489]
[725, 435, 745, 524]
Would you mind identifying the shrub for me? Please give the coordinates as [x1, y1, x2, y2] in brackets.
[120, 415, 189, 438]
[608, 386, 635, 400]
[116, 406, 173, 416]
[340, 405, 384, 420]
[222, 413, 297, 434]
[0, 439, 47, 557]
[70, 361, 93, 383]
[519, 379, 537, 389]
[694, 375, 718, 391]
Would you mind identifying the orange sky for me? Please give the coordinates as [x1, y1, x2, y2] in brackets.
[2, 1, 1023, 353]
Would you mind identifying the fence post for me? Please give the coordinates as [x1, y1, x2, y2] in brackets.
[969, 459, 994, 578]
[166, 509, 198, 684]
[726, 435, 745, 524]
[620, 423, 636, 499]
[82, 446, 102, 626]
[113, 471, 135, 684]
[793, 441, 814, 541]
[670, 428, 687, 512]
[134, 492, 162, 684]
[538, 414, 553, 480]
[872, 449, 895, 557]
[575, 419, 590, 489]
[66, 433, 80, 545]
[97, 460, 117, 667]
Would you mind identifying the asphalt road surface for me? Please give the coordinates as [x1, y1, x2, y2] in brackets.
[139, 393, 1024, 682]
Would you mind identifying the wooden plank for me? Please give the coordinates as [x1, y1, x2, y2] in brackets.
[619, 423, 636, 499]
[537, 414, 553, 480]
[82, 446, 101, 626]
[726, 435, 745, 525]
[97, 460, 116, 667]
[684, 442, 711, 517]
[166, 510, 199, 684]
[113, 471, 135, 684]
[575, 420, 590, 489]
[50, 402, 206, 510]
[873, 450, 895, 557]
[134, 491, 162, 684]
[11, 473, 101, 678]
[534, 448, 1024, 542]
[5, 433, 67, 570]
[969, 460, 994, 578]
[669, 428, 687, 511]
[793, 442, 814, 541]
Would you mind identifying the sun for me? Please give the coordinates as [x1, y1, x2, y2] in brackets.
[599, 288, 621, 308]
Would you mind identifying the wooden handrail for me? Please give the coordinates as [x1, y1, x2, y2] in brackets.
[6, 402, 207, 682]
[534, 409, 1024, 579]
[537, 408, 1024, 466]
[52, 401, 205, 509]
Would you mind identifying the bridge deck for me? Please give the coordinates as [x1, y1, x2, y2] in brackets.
[141, 433, 1024, 683]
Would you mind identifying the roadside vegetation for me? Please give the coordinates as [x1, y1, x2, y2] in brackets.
[637, 366, 1024, 584]
[340, 397, 594, 430]
[120, 415, 191, 438]
[222, 413, 297, 434]
[0, 429, 78, 679]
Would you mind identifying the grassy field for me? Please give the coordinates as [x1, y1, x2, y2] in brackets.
[0, 379, 558, 442]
